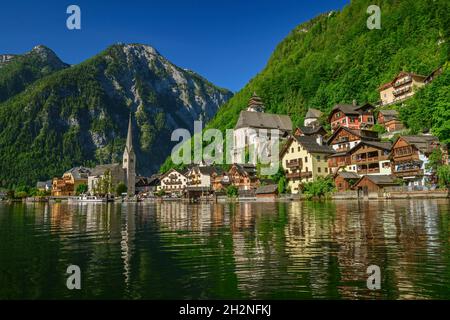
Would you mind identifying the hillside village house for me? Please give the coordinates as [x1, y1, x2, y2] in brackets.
[158, 168, 188, 195]
[347, 141, 392, 176]
[327, 128, 380, 174]
[390, 135, 446, 188]
[378, 71, 427, 106]
[377, 110, 404, 132]
[328, 102, 375, 132]
[232, 93, 292, 164]
[52, 167, 91, 196]
[281, 135, 335, 194]
[36, 180, 52, 192]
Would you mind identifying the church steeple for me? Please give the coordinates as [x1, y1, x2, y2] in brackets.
[247, 92, 265, 112]
[125, 112, 134, 153]
[123, 112, 136, 197]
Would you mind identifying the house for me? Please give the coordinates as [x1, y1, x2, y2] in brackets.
[52, 167, 91, 196]
[186, 163, 223, 190]
[378, 71, 427, 106]
[211, 171, 231, 192]
[232, 93, 292, 164]
[334, 171, 360, 192]
[390, 135, 445, 188]
[377, 110, 404, 132]
[36, 180, 52, 192]
[255, 184, 279, 199]
[281, 135, 335, 194]
[304, 108, 323, 127]
[328, 101, 375, 132]
[294, 125, 327, 137]
[348, 141, 392, 175]
[327, 128, 381, 174]
[327, 126, 379, 152]
[158, 169, 188, 195]
[352, 175, 400, 198]
[228, 163, 260, 191]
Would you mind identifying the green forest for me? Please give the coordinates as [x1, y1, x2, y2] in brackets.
[161, 0, 449, 172]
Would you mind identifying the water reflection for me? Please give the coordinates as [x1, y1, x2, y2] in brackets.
[0, 199, 449, 299]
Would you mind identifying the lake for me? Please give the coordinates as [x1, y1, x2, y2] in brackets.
[0, 199, 449, 299]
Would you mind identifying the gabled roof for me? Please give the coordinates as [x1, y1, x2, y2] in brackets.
[305, 108, 323, 119]
[296, 125, 327, 136]
[235, 111, 292, 131]
[161, 168, 187, 179]
[328, 103, 374, 121]
[90, 163, 122, 176]
[348, 140, 392, 154]
[231, 163, 258, 177]
[395, 135, 440, 154]
[379, 109, 399, 117]
[65, 166, 91, 180]
[378, 71, 428, 91]
[256, 184, 278, 194]
[335, 171, 360, 179]
[326, 126, 379, 145]
[353, 175, 400, 188]
[295, 136, 335, 154]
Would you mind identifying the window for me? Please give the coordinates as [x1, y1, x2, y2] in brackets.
[298, 147, 300, 152]
[317, 156, 321, 161]
[291, 148, 294, 153]
[305, 157, 308, 163]
[318, 167, 321, 173]
[325, 168, 328, 173]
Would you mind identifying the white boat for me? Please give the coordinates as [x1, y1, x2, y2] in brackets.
[68, 195, 107, 203]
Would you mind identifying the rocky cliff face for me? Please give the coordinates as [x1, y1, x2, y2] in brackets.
[0, 44, 233, 186]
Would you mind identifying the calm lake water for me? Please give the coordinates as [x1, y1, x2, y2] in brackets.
[0, 199, 449, 300]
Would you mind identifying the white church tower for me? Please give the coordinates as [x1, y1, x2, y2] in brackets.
[123, 113, 136, 196]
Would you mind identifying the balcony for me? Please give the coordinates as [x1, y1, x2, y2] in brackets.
[393, 86, 412, 97]
[286, 172, 313, 179]
[357, 168, 380, 174]
[286, 159, 302, 168]
[393, 168, 423, 177]
[393, 76, 412, 88]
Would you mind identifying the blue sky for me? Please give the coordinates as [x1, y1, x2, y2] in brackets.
[0, 0, 349, 92]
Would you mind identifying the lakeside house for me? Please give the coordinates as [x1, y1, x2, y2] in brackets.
[52, 167, 91, 196]
[255, 184, 279, 199]
[228, 163, 260, 191]
[352, 175, 401, 198]
[87, 163, 126, 195]
[186, 163, 223, 190]
[158, 168, 188, 195]
[334, 171, 360, 192]
[281, 135, 335, 194]
[390, 135, 446, 188]
[36, 180, 52, 192]
[232, 93, 292, 164]
[328, 102, 375, 133]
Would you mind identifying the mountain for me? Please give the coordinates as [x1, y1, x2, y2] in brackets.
[0, 45, 69, 103]
[0, 44, 232, 186]
[160, 0, 449, 173]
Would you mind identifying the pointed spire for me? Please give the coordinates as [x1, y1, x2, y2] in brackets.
[126, 112, 134, 152]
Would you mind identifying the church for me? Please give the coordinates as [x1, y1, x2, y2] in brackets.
[87, 113, 136, 197]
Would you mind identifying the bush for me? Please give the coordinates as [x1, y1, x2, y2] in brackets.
[226, 185, 239, 198]
[437, 165, 450, 188]
[76, 183, 88, 195]
[116, 183, 127, 196]
[302, 177, 335, 200]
